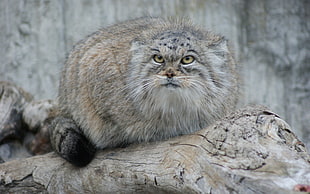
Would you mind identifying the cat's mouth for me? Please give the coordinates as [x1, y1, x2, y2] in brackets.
[161, 78, 180, 88]
[162, 83, 180, 88]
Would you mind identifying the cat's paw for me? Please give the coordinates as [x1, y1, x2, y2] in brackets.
[49, 117, 96, 167]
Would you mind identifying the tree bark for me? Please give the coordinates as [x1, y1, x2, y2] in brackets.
[0, 90, 309, 194]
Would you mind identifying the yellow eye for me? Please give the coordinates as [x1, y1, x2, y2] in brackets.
[153, 55, 165, 63]
[181, 56, 195, 64]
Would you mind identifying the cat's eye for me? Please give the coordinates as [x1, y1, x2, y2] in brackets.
[153, 55, 165, 63]
[181, 56, 195, 64]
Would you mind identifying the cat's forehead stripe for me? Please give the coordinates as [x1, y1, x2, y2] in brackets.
[154, 33, 193, 52]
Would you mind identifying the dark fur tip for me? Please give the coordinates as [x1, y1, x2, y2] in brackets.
[60, 130, 96, 167]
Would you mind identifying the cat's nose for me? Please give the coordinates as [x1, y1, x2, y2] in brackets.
[165, 67, 176, 78]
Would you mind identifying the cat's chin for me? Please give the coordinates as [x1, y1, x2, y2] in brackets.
[148, 87, 201, 108]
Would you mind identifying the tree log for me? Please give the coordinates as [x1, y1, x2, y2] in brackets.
[0, 98, 309, 193]
[0, 82, 54, 161]
[0, 81, 33, 144]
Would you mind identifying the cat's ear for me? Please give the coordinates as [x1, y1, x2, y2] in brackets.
[130, 39, 146, 53]
[202, 38, 231, 68]
[208, 38, 229, 55]
[202, 38, 231, 60]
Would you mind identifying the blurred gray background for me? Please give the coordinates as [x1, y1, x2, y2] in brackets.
[1, 0, 309, 150]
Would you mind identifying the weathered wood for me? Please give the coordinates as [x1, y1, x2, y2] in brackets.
[0, 82, 54, 162]
[0, 81, 33, 144]
[0, 104, 309, 193]
[22, 99, 56, 155]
